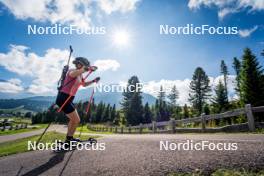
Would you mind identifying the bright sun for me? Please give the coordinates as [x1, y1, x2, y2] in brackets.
[112, 30, 130, 47]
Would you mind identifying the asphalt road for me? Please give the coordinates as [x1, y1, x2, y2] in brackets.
[0, 133, 264, 176]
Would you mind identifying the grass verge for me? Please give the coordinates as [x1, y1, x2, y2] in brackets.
[0, 131, 100, 157]
[254, 128, 264, 134]
[0, 124, 47, 136]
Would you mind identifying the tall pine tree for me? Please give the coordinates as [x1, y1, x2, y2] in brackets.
[189, 67, 211, 115]
[233, 57, 241, 99]
[121, 76, 143, 126]
[212, 80, 228, 113]
[102, 104, 110, 122]
[240, 48, 264, 107]
[158, 86, 166, 103]
[143, 103, 152, 123]
[182, 104, 189, 119]
[168, 85, 179, 106]
[113, 111, 120, 125]
[168, 85, 180, 118]
[220, 60, 229, 104]
[156, 86, 170, 121]
[95, 102, 104, 123]
[110, 104, 116, 122]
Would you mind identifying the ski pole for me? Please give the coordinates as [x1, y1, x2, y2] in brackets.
[36, 123, 51, 146]
[57, 46, 73, 90]
[36, 45, 73, 144]
[79, 85, 96, 138]
[86, 88, 95, 113]
[67, 45, 73, 66]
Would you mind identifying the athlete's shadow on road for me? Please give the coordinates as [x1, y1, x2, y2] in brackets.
[20, 151, 68, 176]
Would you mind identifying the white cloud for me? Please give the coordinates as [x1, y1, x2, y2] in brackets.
[98, 0, 140, 14]
[188, 0, 264, 19]
[0, 78, 24, 93]
[0, 45, 69, 94]
[218, 7, 237, 20]
[209, 75, 237, 99]
[0, 45, 120, 95]
[94, 59, 120, 71]
[0, 0, 140, 28]
[238, 0, 264, 11]
[8, 78, 22, 85]
[188, 0, 231, 10]
[238, 25, 258, 37]
[142, 79, 191, 105]
[141, 75, 237, 105]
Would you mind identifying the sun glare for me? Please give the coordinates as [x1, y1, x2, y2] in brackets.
[112, 30, 130, 47]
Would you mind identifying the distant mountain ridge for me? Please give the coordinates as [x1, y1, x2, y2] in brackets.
[0, 91, 156, 112]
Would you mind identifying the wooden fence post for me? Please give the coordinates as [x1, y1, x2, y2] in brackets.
[115, 127, 117, 133]
[139, 123, 143, 134]
[201, 113, 206, 132]
[152, 121, 157, 133]
[170, 119, 176, 133]
[121, 126, 124, 134]
[245, 104, 255, 132]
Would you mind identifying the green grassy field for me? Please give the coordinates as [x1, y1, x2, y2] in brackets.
[12, 117, 32, 124]
[0, 116, 31, 123]
[0, 131, 100, 157]
[168, 169, 264, 176]
[0, 106, 34, 114]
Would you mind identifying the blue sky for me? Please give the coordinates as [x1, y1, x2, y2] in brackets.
[0, 0, 264, 104]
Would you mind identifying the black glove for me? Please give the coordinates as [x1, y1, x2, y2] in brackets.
[93, 77, 100, 83]
[90, 66, 98, 71]
[84, 66, 89, 71]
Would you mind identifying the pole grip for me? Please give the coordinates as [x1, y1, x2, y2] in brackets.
[67, 45, 73, 66]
